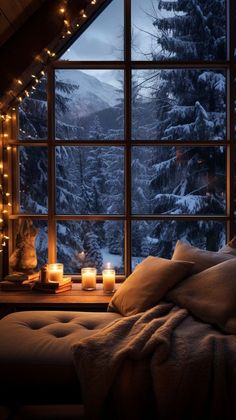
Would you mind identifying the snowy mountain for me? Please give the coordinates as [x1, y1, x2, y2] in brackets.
[56, 70, 120, 118]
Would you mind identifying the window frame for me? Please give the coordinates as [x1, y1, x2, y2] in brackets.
[9, 0, 235, 279]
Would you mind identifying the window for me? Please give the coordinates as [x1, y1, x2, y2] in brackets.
[15, 0, 234, 276]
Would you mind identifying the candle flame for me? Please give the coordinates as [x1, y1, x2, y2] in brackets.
[107, 262, 111, 269]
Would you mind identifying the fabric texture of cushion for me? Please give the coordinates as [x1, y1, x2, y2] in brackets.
[172, 240, 234, 274]
[0, 310, 121, 389]
[167, 258, 236, 334]
[108, 256, 194, 316]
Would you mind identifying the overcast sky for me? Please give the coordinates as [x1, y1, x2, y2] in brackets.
[60, 0, 161, 85]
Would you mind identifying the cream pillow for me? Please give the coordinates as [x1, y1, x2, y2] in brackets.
[167, 258, 236, 334]
[108, 256, 194, 316]
[218, 236, 236, 256]
[172, 240, 234, 274]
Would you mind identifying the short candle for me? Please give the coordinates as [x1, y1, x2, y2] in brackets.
[81, 267, 97, 290]
[102, 265, 115, 293]
[48, 263, 63, 283]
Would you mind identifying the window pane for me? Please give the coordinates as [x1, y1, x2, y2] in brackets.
[132, 220, 226, 269]
[60, 0, 123, 61]
[18, 77, 47, 139]
[57, 221, 124, 274]
[132, 146, 226, 215]
[55, 70, 124, 140]
[132, 0, 226, 61]
[34, 220, 48, 268]
[20, 147, 48, 214]
[132, 69, 226, 140]
[56, 146, 124, 214]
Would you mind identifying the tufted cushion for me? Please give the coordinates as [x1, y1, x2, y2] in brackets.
[0, 310, 121, 396]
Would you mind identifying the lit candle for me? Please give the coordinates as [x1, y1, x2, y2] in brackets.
[81, 267, 97, 290]
[48, 263, 63, 283]
[102, 263, 115, 294]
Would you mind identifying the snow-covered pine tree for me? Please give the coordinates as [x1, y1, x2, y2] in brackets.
[153, 0, 226, 61]
[19, 77, 47, 140]
[83, 231, 103, 271]
[131, 0, 227, 258]
[55, 77, 81, 139]
[89, 115, 104, 140]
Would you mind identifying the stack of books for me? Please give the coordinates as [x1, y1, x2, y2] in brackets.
[0, 271, 40, 291]
[32, 277, 72, 294]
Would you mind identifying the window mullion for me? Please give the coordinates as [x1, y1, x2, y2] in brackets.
[47, 64, 56, 263]
[124, 0, 132, 276]
[226, 0, 235, 240]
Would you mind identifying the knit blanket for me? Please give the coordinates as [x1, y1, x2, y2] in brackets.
[72, 302, 236, 420]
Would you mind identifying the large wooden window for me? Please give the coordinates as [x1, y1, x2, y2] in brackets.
[11, 0, 235, 277]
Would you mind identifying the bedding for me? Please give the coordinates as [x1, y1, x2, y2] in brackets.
[72, 245, 236, 420]
[108, 256, 194, 316]
[172, 240, 234, 273]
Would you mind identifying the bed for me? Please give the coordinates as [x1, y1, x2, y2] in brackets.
[1, 240, 236, 420]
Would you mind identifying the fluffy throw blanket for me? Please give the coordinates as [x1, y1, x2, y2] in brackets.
[72, 302, 236, 420]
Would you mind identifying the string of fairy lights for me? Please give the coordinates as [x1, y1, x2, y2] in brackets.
[0, 0, 100, 256]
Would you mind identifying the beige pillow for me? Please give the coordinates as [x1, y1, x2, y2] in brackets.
[172, 240, 234, 274]
[167, 258, 236, 334]
[218, 236, 236, 256]
[108, 256, 194, 316]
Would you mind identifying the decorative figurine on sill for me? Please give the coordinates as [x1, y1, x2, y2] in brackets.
[9, 217, 39, 273]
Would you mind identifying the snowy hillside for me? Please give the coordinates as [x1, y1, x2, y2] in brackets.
[56, 70, 120, 118]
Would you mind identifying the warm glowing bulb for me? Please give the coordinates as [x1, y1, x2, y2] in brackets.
[64, 19, 69, 26]
[59, 7, 65, 13]
[3, 210, 8, 214]
[5, 192, 10, 196]
[67, 30, 72, 35]
[17, 79, 23, 85]
[91, 0, 96, 4]
[41, 70, 45, 75]
[0, 163, 3, 169]
[25, 90, 29, 97]
[32, 74, 36, 78]
[7, 202, 12, 207]
[18, 96, 22, 102]
[3, 174, 8, 178]
[3, 134, 8, 137]
[7, 146, 11, 150]
[82, 13, 87, 18]
[0, 219, 3, 223]
[4, 235, 9, 240]
[32, 86, 36, 90]
[76, 23, 80, 27]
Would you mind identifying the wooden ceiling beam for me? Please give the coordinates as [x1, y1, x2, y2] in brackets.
[0, 0, 47, 48]
[0, 0, 106, 111]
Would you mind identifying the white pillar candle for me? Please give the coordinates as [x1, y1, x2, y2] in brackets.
[81, 267, 97, 290]
[102, 264, 115, 293]
[48, 263, 63, 283]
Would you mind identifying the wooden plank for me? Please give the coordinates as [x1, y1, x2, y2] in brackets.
[0, 12, 10, 34]
[1, 1, 28, 24]
[0, 283, 120, 305]
[0, 0, 48, 47]
[0, 0, 107, 110]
